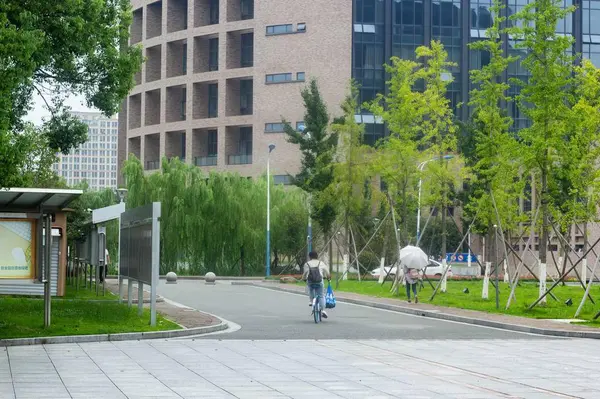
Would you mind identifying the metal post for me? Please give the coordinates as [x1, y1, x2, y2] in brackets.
[118, 213, 123, 303]
[44, 215, 52, 328]
[495, 225, 500, 310]
[150, 202, 160, 326]
[266, 144, 275, 277]
[128, 278, 133, 308]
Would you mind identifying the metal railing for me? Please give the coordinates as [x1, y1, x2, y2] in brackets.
[145, 160, 160, 170]
[194, 156, 217, 166]
[228, 154, 252, 165]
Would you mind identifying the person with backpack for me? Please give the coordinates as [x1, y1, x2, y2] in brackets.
[302, 251, 331, 318]
[403, 263, 421, 303]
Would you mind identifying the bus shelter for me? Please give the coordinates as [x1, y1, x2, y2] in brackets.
[0, 188, 82, 327]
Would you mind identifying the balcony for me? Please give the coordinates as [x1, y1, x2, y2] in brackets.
[193, 81, 218, 119]
[225, 78, 253, 116]
[128, 94, 141, 129]
[225, 126, 252, 165]
[131, 8, 143, 45]
[166, 39, 188, 78]
[193, 128, 218, 167]
[144, 133, 160, 170]
[128, 137, 141, 160]
[195, 0, 219, 27]
[227, 0, 253, 22]
[166, 130, 186, 160]
[193, 35, 219, 73]
[166, 85, 187, 123]
[145, 45, 162, 82]
[226, 30, 253, 69]
[144, 89, 161, 126]
[146, 1, 162, 39]
[167, 0, 188, 33]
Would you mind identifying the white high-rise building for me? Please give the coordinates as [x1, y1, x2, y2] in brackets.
[53, 112, 119, 190]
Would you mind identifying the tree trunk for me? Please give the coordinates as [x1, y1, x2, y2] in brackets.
[240, 245, 245, 276]
[539, 166, 549, 303]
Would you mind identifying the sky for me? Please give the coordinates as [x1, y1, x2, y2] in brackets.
[25, 91, 99, 126]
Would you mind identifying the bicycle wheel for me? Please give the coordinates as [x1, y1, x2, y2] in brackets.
[313, 297, 320, 324]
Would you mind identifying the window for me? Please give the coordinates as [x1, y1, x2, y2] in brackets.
[266, 73, 292, 83]
[240, 79, 253, 115]
[208, 83, 218, 118]
[266, 24, 293, 35]
[297, 23, 306, 32]
[265, 123, 285, 133]
[296, 121, 305, 132]
[207, 130, 218, 156]
[241, 33, 253, 67]
[239, 127, 252, 155]
[273, 175, 292, 185]
[296, 72, 305, 81]
[209, 38, 219, 71]
[241, 0, 254, 20]
[210, 0, 219, 24]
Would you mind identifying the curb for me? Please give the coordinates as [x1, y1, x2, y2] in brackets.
[106, 276, 266, 281]
[237, 282, 600, 340]
[0, 320, 229, 347]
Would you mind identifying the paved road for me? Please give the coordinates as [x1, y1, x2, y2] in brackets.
[2, 338, 597, 399]
[157, 280, 546, 340]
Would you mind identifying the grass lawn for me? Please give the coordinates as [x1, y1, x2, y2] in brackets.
[0, 284, 180, 339]
[319, 279, 600, 322]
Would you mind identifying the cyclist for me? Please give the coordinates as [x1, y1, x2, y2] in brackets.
[302, 251, 331, 319]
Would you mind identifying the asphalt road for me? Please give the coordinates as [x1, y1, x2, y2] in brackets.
[158, 280, 549, 340]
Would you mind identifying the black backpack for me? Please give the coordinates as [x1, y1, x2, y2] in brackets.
[307, 262, 323, 283]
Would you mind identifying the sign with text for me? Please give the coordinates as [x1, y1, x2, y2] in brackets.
[0, 220, 34, 278]
[446, 253, 477, 263]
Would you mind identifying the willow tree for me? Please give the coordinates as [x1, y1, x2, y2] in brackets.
[509, 0, 575, 300]
[122, 157, 308, 276]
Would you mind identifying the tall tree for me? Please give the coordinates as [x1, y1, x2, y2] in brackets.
[466, 0, 521, 251]
[284, 78, 338, 254]
[415, 41, 459, 270]
[0, 0, 143, 186]
[509, 0, 575, 297]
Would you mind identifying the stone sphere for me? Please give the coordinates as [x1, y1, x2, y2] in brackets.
[205, 272, 216, 284]
[166, 271, 177, 284]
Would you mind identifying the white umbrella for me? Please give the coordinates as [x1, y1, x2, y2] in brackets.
[399, 245, 429, 270]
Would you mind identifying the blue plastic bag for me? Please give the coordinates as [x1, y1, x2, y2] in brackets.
[325, 284, 336, 309]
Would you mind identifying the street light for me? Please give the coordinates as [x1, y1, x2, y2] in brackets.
[416, 154, 454, 244]
[266, 143, 276, 277]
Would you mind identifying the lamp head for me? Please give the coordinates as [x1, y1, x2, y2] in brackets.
[116, 188, 128, 203]
[268, 144, 276, 153]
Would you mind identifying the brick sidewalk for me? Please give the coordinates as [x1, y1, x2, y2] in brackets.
[253, 281, 600, 335]
[104, 279, 221, 329]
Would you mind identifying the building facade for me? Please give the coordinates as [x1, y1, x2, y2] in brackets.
[53, 112, 119, 190]
[119, 0, 352, 184]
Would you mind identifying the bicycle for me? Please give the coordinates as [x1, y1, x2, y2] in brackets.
[312, 292, 322, 323]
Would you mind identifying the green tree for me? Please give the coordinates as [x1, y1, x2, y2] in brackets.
[509, 0, 576, 280]
[284, 78, 338, 257]
[0, 0, 143, 186]
[414, 41, 459, 263]
[466, 0, 522, 248]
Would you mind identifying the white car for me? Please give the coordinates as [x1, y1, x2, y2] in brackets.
[423, 259, 452, 277]
[370, 259, 452, 278]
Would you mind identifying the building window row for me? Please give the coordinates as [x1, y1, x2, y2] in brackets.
[266, 23, 306, 35]
[265, 72, 305, 84]
[265, 121, 305, 133]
